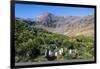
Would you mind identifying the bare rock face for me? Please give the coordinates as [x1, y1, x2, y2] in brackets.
[33, 13, 57, 27]
[16, 13, 94, 36]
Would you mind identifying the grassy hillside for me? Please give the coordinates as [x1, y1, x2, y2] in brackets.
[15, 20, 94, 63]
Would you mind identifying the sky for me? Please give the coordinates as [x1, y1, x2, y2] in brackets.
[15, 4, 94, 18]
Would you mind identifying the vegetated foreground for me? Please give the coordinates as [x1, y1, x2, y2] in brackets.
[15, 20, 94, 63]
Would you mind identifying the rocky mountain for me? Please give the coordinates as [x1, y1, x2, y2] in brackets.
[16, 13, 94, 36]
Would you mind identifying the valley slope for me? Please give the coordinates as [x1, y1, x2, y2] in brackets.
[16, 13, 94, 36]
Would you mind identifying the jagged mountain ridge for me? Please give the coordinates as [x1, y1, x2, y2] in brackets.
[16, 13, 94, 36]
